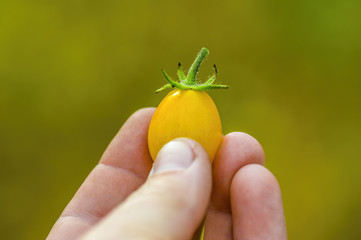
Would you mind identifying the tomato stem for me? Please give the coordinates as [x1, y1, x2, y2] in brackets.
[155, 47, 229, 92]
[185, 48, 209, 85]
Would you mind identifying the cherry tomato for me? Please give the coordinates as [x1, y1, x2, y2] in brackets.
[148, 89, 223, 161]
[148, 48, 228, 162]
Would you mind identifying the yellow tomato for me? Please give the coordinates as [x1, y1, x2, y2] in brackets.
[148, 89, 223, 162]
[148, 47, 228, 162]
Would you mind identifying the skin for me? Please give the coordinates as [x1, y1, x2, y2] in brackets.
[47, 108, 287, 240]
[148, 89, 223, 161]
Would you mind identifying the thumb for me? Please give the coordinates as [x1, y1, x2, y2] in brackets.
[81, 138, 212, 240]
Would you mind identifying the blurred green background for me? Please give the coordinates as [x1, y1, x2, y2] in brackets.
[1, 0, 360, 239]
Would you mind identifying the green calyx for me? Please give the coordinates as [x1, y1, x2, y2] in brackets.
[156, 48, 229, 93]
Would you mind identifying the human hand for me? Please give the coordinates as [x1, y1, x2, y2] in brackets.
[47, 108, 287, 240]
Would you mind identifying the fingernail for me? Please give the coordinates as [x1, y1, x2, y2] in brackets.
[152, 139, 194, 174]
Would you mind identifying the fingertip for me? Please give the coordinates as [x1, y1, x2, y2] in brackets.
[152, 139, 195, 174]
[174, 137, 210, 162]
[120, 107, 157, 136]
[231, 164, 281, 201]
[151, 138, 212, 197]
[231, 164, 287, 240]
[152, 138, 211, 175]
[222, 132, 265, 165]
[131, 107, 156, 120]
[120, 107, 156, 134]
[100, 107, 156, 178]
[119, 107, 156, 132]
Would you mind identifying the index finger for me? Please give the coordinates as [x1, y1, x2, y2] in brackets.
[47, 108, 155, 240]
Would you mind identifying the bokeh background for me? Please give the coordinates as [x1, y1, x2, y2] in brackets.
[1, 0, 360, 239]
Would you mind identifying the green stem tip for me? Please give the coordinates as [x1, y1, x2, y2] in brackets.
[155, 47, 229, 93]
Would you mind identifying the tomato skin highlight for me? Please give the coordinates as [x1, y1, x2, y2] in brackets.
[148, 89, 223, 162]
